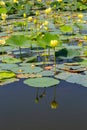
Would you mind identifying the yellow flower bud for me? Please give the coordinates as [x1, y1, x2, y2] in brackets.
[43, 21, 49, 26]
[50, 40, 58, 48]
[45, 7, 52, 15]
[37, 0, 42, 2]
[1, 13, 7, 20]
[35, 11, 40, 16]
[34, 19, 38, 24]
[28, 16, 33, 22]
[23, 13, 27, 18]
[78, 14, 83, 19]
[13, 0, 18, 3]
[0, 39, 5, 45]
[57, 0, 62, 2]
[0, 1, 5, 6]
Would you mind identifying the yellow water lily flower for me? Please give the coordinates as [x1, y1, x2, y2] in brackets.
[43, 21, 49, 26]
[50, 40, 58, 48]
[37, 0, 42, 2]
[28, 16, 33, 22]
[57, 0, 62, 2]
[23, 13, 27, 18]
[0, 1, 5, 6]
[0, 39, 6, 45]
[13, 0, 19, 3]
[45, 7, 52, 15]
[1, 13, 7, 20]
[83, 36, 87, 40]
[78, 14, 83, 19]
[35, 10, 40, 16]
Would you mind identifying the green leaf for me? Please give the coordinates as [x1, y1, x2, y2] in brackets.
[55, 48, 80, 59]
[0, 71, 16, 80]
[24, 77, 60, 88]
[60, 25, 73, 33]
[6, 35, 31, 47]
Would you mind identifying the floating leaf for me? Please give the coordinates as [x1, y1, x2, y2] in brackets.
[2, 57, 21, 63]
[0, 78, 19, 86]
[24, 77, 60, 88]
[6, 35, 31, 48]
[0, 63, 18, 71]
[39, 70, 54, 76]
[60, 25, 73, 33]
[0, 71, 16, 80]
[55, 48, 80, 59]
[12, 66, 43, 74]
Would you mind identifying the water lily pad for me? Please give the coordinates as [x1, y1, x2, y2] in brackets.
[39, 70, 54, 76]
[55, 72, 74, 80]
[12, 66, 43, 74]
[24, 77, 60, 88]
[0, 78, 19, 86]
[0, 63, 18, 71]
[2, 57, 21, 63]
[0, 71, 16, 80]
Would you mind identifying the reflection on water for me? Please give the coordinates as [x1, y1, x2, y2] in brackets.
[0, 80, 87, 130]
[50, 86, 59, 109]
[35, 87, 59, 109]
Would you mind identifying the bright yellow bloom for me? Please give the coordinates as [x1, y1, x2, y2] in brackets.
[50, 40, 58, 48]
[1, 13, 7, 20]
[37, 0, 42, 2]
[0, 1, 5, 6]
[78, 14, 83, 19]
[57, 0, 62, 2]
[43, 21, 49, 26]
[13, 0, 18, 3]
[44, 27, 48, 31]
[23, 13, 27, 18]
[45, 7, 52, 15]
[35, 10, 40, 16]
[28, 16, 33, 22]
[0, 39, 6, 45]
[83, 36, 87, 40]
[34, 19, 38, 24]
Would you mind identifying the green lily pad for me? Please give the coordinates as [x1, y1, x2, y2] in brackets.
[55, 72, 74, 80]
[2, 57, 21, 63]
[0, 71, 16, 80]
[0, 63, 18, 71]
[12, 66, 43, 74]
[39, 70, 54, 76]
[0, 78, 19, 86]
[24, 77, 60, 88]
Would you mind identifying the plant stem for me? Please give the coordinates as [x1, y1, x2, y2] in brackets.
[54, 47, 56, 74]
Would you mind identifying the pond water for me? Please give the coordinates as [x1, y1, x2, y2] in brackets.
[0, 80, 87, 130]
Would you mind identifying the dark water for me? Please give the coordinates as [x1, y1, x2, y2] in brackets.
[0, 80, 87, 130]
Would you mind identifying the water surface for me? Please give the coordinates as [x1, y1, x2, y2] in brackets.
[0, 80, 87, 130]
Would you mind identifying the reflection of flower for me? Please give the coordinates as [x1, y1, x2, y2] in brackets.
[35, 88, 39, 103]
[50, 87, 59, 109]
[51, 100, 58, 109]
